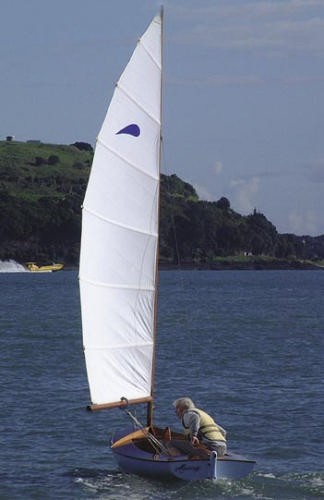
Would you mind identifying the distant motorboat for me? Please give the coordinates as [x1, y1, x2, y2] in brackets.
[25, 262, 64, 273]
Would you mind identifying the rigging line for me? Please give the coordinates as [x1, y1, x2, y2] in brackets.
[122, 406, 171, 456]
[160, 144, 181, 269]
[160, 140, 183, 271]
[160, 142, 194, 361]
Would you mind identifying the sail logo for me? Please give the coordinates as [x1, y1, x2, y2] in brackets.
[116, 124, 140, 137]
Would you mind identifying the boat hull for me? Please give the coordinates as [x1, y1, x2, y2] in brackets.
[111, 427, 255, 481]
[25, 262, 64, 272]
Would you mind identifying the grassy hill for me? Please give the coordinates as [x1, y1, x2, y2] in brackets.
[0, 140, 92, 264]
[0, 139, 323, 268]
[0, 140, 92, 200]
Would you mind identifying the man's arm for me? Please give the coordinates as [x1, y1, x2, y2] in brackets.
[183, 411, 200, 443]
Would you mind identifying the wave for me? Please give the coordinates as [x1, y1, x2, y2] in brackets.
[0, 260, 27, 273]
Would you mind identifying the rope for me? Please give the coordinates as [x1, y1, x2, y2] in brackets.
[120, 399, 171, 456]
[160, 143, 194, 359]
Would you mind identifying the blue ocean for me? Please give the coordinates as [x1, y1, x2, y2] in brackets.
[0, 266, 323, 499]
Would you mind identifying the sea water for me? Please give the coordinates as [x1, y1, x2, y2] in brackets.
[0, 268, 323, 499]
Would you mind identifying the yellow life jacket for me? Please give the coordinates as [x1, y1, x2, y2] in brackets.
[183, 408, 226, 442]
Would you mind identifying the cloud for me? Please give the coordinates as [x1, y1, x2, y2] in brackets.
[230, 176, 260, 214]
[194, 184, 214, 201]
[169, 0, 324, 54]
[193, 161, 223, 200]
[287, 210, 319, 235]
[212, 160, 223, 175]
[167, 74, 263, 87]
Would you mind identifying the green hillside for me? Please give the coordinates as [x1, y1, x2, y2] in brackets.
[0, 140, 92, 199]
[0, 140, 323, 268]
[0, 140, 91, 264]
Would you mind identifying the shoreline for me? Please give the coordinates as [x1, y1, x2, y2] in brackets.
[158, 259, 324, 271]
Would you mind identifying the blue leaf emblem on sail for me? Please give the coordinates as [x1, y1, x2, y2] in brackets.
[116, 124, 140, 137]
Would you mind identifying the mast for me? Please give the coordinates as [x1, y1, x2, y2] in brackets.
[147, 5, 164, 427]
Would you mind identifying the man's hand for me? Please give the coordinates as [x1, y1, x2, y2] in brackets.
[191, 436, 199, 446]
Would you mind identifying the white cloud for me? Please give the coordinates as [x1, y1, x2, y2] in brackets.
[169, 0, 324, 54]
[230, 176, 260, 214]
[287, 210, 318, 235]
[167, 74, 263, 87]
[194, 183, 214, 201]
[191, 161, 223, 200]
[212, 160, 223, 175]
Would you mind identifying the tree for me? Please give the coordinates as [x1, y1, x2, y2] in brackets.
[244, 211, 278, 255]
[48, 155, 60, 165]
[71, 142, 93, 152]
[34, 156, 47, 166]
[216, 197, 230, 210]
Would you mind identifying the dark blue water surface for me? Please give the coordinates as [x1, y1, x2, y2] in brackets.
[0, 269, 323, 499]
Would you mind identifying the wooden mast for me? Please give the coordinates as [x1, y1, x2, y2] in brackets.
[147, 5, 164, 428]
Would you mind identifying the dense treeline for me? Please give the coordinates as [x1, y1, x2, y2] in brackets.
[160, 174, 324, 267]
[0, 140, 323, 267]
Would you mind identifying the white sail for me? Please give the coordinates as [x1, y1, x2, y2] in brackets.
[79, 13, 162, 407]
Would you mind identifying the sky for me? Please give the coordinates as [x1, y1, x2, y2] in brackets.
[1, 0, 324, 236]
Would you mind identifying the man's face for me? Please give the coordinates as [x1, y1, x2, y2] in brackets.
[175, 405, 184, 418]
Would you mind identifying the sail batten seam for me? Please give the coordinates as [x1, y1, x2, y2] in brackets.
[79, 276, 155, 292]
[82, 205, 158, 237]
[140, 39, 161, 71]
[85, 342, 153, 350]
[116, 83, 160, 125]
[96, 137, 159, 182]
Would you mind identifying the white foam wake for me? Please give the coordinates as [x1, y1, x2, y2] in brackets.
[0, 260, 28, 272]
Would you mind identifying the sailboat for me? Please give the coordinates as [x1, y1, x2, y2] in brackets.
[79, 9, 255, 481]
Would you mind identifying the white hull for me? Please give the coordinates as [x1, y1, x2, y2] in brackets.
[111, 427, 255, 481]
